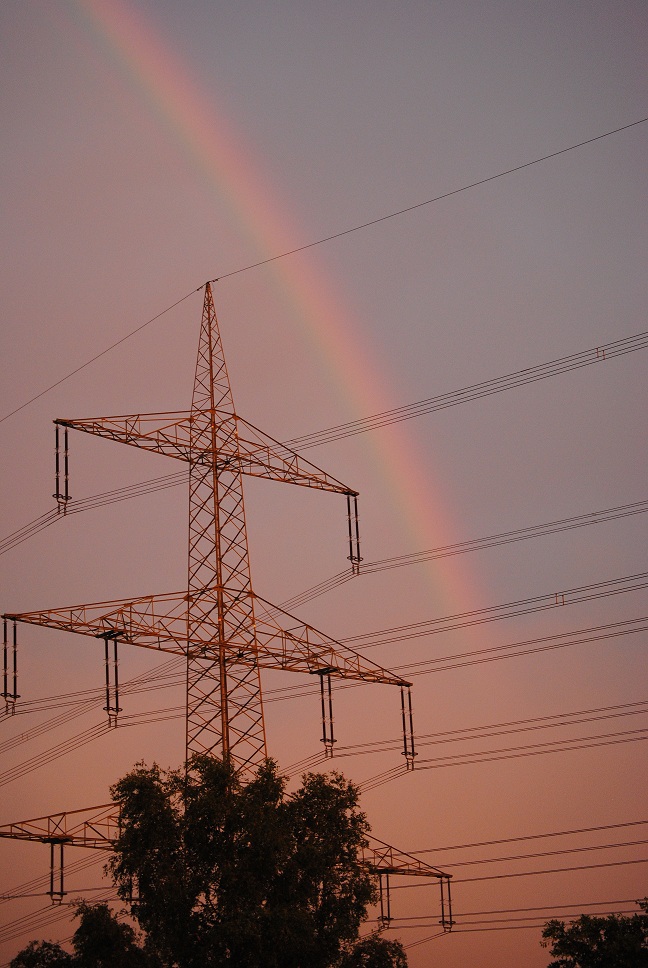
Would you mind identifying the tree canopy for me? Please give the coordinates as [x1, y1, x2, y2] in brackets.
[12, 757, 406, 968]
[10, 903, 149, 968]
[541, 899, 648, 968]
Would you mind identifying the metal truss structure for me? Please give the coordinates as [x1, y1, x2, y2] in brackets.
[0, 803, 454, 930]
[1, 284, 453, 933]
[3, 282, 414, 775]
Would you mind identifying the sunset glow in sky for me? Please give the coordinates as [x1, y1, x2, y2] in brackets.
[1, 1, 647, 965]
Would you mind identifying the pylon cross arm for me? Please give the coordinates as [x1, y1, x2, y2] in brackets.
[3, 585, 407, 687]
[3, 591, 191, 655]
[0, 807, 447, 882]
[251, 596, 409, 687]
[0, 803, 119, 848]
[56, 412, 357, 497]
[56, 413, 196, 463]
[235, 417, 357, 495]
[364, 835, 450, 879]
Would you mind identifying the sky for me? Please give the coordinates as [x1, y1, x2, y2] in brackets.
[0, 0, 647, 964]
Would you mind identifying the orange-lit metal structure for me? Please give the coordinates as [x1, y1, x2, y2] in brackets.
[3, 283, 414, 775]
[0, 803, 453, 929]
[1, 283, 453, 933]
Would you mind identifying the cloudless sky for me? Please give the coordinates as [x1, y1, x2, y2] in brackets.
[1, 1, 647, 965]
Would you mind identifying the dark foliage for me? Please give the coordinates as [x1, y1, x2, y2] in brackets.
[541, 899, 648, 967]
[10, 940, 74, 968]
[10, 903, 154, 968]
[107, 756, 406, 967]
[12, 756, 406, 968]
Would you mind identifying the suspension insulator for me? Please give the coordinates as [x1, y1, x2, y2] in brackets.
[317, 670, 335, 757]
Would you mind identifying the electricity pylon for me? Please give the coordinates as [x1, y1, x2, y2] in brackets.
[3, 283, 415, 776]
[1, 284, 453, 934]
[0, 803, 454, 930]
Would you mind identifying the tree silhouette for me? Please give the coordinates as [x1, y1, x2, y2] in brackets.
[541, 899, 648, 967]
[12, 757, 406, 968]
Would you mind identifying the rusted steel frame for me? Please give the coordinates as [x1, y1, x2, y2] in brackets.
[251, 597, 410, 685]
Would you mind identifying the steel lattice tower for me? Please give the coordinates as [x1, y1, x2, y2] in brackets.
[0, 285, 454, 932]
[185, 282, 265, 767]
[4, 283, 415, 776]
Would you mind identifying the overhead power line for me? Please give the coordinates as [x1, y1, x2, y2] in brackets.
[279, 500, 648, 610]
[210, 117, 648, 281]
[281, 331, 648, 452]
[1, 117, 645, 428]
[412, 819, 648, 855]
[453, 856, 648, 884]
[0, 291, 201, 425]
[387, 857, 648, 889]
[358, 729, 648, 792]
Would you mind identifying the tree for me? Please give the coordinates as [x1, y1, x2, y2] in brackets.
[106, 755, 406, 968]
[10, 903, 154, 968]
[541, 899, 648, 967]
[10, 940, 73, 968]
[12, 758, 405, 966]
[338, 935, 408, 968]
[70, 902, 153, 968]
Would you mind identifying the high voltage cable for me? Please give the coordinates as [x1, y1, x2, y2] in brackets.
[6, 587, 639, 742]
[400, 899, 642, 918]
[454, 856, 648, 884]
[8, 592, 645, 727]
[282, 702, 648, 783]
[406, 838, 648, 870]
[265, 612, 648, 710]
[411, 819, 648, 856]
[0, 722, 113, 788]
[0, 890, 117, 949]
[1, 117, 645, 429]
[278, 501, 648, 612]
[351, 501, 648, 579]
[1, 114, 645, 952]
[341, 570, 648, 652]
[281, 332, 648, 452]
[2, 368, 646, 557]
[3, 604, 641, 727]
[0, 709, 181, 788]
[400, 615, 648, 677]
[0, 472, 188, 556]
[2, 655, 183, 718]
[387, 857, 648, 889]
[0, 855, 103, 908]
[0, 656, 185, 753]
[357, 727, 648, 792]
[210, 117, 648, 282]
[3, 556, 646, 779]
[4, 693, 646, 790]
[0, 291, 201, 425]
[361, 729, 648, 788]
[403, 909, 644, 941]
[3, 396, 648, 562]
[331, 700, 648, 760]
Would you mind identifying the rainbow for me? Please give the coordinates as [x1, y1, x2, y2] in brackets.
[67, 0, 481, 616]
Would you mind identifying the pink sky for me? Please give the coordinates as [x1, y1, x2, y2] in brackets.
[1, 1, 647, 965]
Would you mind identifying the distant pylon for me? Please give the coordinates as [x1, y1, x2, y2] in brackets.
[3, 284, 414, 777]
